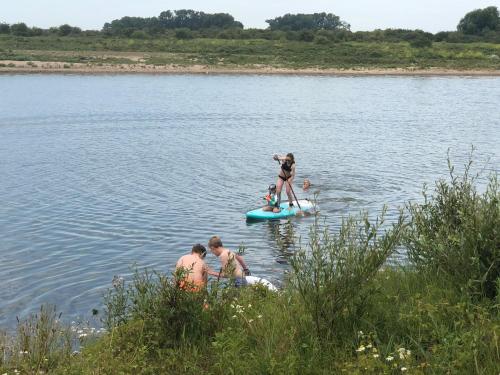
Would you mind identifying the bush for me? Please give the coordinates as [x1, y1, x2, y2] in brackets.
[314, 35, 330, 45]
[103, 269, 230, 350]
[175, 28, 194, 39]
[130, 30, 148, 39]
[0, 23, 10, 34]
[290, 208, 405, 342]
[409, 34, 433, 48]
[10, 23, 29, 36]
[298, 30, 315, 42]
[405, 152, 500, 300]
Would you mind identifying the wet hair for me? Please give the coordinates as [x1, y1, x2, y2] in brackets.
[286, 153, 295, 164]
[208, 236, 223, 249]
[192, 243, 207, 258]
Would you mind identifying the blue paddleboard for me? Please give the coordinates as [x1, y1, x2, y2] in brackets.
[246, 199, 314, 220]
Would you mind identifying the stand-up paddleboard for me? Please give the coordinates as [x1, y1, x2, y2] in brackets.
[245, 276, 278, 291]
[246, 199, 314, 221]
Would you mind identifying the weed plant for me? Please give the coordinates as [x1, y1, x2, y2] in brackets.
[290, 207, 406, 342]
[405, 152, 500, 300]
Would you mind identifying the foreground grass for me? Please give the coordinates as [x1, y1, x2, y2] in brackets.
[2, 270, 498, 374]
[1, 35, 500, 70]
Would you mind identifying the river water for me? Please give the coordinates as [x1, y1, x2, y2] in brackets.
[0, 74, 499, 329]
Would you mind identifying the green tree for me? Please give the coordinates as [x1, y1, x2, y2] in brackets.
[175, 28, 193, 39]
[130, 30, 148, 39]
[0, 22, 10, 34]
[10, 22, 29, 36]
[266, 12, 350, 31]
[30, 27, 44, 36]
[58, 24, 72, 36]
[458, 6, 500, 35]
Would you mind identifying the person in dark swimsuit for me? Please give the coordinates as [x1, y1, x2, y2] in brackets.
[272, 153, 296, 212]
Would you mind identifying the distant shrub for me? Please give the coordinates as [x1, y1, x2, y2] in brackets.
[405, 151, 499, 300]
[10, 22, 29, 36]
[175, 28, 193, 39]
[298, 30, 315, 42]
[130, 30, 148, 39]
[314, 35, 330, 45]
[0, 23, 10, 34]
[409, 35, 433, 48]
[30, 27, 44, 36]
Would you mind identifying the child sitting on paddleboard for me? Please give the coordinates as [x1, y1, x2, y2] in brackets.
[273, 153, 296, 212]
[262, 184, 277, 211]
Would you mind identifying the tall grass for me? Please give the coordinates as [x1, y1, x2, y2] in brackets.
[405, 152, 500, 300]
[291, 207, 406, 342]
[1, 35, 500, 70]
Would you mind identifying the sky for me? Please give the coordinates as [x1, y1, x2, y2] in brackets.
[2, 0, 500, 33]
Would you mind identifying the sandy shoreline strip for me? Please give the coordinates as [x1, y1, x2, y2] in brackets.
[1, 60, 500, 76]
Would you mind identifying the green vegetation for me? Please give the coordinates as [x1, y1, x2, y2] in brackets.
[266, 12, 350, 32]
[1, 155, 498, 374]
[1, 7, 500, 72]
[458, 6, 500, 36]
[1, 35, 500, 70]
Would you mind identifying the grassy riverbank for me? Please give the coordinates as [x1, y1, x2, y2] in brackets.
[1, 35, 500, 73]
[1, 156, 498, 374]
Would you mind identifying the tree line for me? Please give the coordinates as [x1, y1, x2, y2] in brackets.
[1, 7, 499, 44]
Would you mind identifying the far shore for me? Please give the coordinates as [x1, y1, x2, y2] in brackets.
[1, 60, 500, 76]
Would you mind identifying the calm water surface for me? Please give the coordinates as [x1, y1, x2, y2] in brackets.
[1, 74, 499, 329]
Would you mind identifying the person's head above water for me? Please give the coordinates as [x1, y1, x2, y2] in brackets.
[303, 179, 311, 190]
[192, 243, 207, 258]
[208, 235, 223, 249]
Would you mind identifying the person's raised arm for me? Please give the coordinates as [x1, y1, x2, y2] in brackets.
[273, 154, 287, 163]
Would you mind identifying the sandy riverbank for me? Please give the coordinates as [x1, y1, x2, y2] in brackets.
[1, 60, 500, 76]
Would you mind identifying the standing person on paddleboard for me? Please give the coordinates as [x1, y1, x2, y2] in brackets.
[273, 153, 296, 213]
[207, 236, 250, 287]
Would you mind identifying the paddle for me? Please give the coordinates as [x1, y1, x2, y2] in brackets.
[273, 155, 303, 213]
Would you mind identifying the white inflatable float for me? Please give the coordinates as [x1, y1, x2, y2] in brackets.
[245, 276, 278, 291]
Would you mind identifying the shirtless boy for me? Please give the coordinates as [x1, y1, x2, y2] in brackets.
[175, 243, 208, 291]
[207, 236, 250, 286]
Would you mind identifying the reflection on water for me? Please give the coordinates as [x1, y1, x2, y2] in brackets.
[0, 74, 499, 329]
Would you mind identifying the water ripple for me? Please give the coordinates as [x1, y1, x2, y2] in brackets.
[0, 74, 499, 329]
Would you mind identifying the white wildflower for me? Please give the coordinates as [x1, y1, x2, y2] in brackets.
[386, 356, 394, 362]
[257, 315, 263, 319]
[231, 315, 237, 319]
[356, 345, 366, 352]
[248, 319, 253, 323]
[366, 343, 372, 349]
[373, 354, 379, 358]
[248, 304, 252, 308]
[401, 367, 407, 372]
